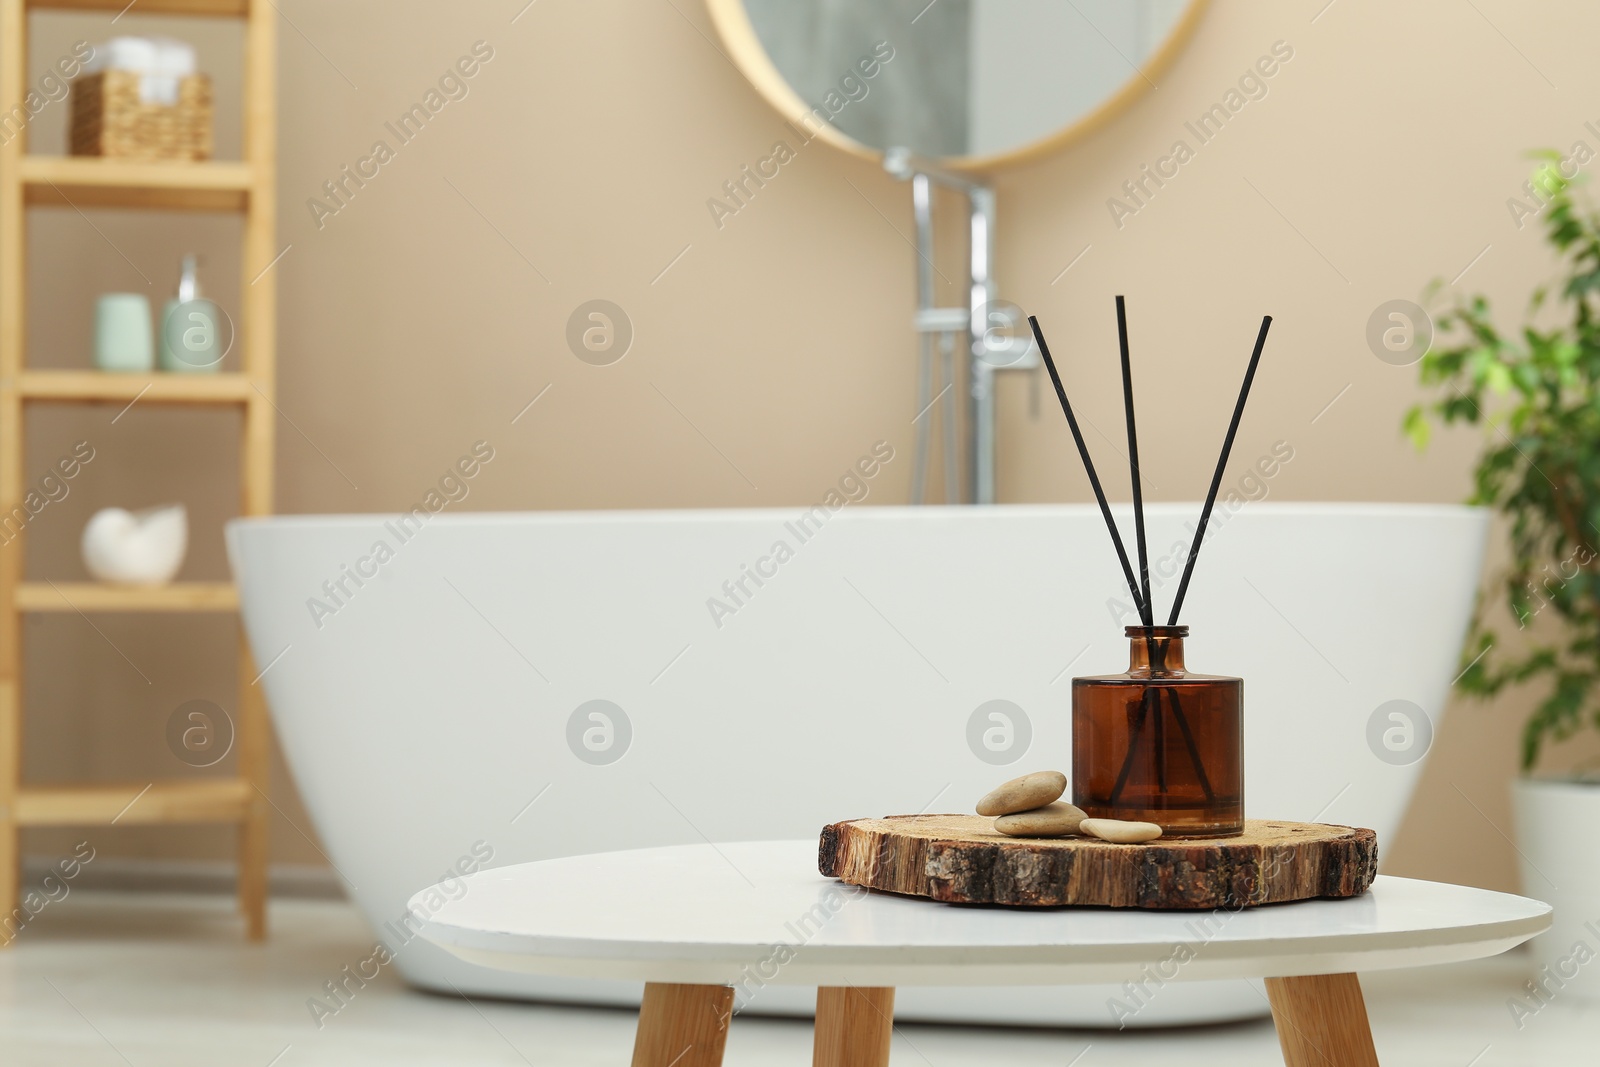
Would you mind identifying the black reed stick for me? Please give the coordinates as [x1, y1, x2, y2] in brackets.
[1166, 689, 1216, 802]
[1104, 631, 1208, 802]
[1108, 658, 1216, 806]
[1029, 315, 1146, 616]
[1108, 688, 1156, 804]
[1167, 315, 1273, 625]
[1115, 296, 1153, 626]
[1154, 681, 1167, 791]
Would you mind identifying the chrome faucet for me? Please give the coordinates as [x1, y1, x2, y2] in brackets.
[886, 149, 1037, 505]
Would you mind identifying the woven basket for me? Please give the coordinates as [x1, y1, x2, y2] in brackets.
[69, 70, 213, 161]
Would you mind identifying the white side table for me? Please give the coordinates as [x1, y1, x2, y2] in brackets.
[412, 841, 1550, 1067]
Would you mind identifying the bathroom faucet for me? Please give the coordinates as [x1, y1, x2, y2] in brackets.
[886, 149, 1037, 505]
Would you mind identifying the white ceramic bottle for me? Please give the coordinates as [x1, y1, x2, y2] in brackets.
[158, 255, 222, 372]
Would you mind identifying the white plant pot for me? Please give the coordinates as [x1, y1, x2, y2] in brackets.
[1511, 776, 1600, 1002]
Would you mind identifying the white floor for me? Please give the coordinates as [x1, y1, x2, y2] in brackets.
[0, 891, 1591, 1065]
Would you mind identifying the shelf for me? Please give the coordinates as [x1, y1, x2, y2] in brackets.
[2, 0, 275, 942]
[20, 157, 253, 213]
[18, 370, 253, 404]
[15, 780, 252, 826]
[16, 582, 238, 612]
[27, 0, 248, 17]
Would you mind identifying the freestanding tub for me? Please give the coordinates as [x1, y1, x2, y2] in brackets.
[228, 502, 1487, 1027]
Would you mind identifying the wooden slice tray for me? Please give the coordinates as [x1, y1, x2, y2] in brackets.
[818, 814, 1377, 910]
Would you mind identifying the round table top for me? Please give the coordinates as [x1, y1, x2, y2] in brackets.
[411, 841, 1551, 987]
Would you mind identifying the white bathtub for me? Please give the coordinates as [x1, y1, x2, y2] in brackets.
[228, 502, 1487, 1027]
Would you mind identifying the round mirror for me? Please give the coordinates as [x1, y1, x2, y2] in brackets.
[707, 0, 1208, 171]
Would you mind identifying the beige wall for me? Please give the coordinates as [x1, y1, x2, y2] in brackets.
[15, 0, 1592, 891]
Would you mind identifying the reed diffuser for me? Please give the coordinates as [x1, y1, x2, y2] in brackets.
[1029, 300, 1272, 838]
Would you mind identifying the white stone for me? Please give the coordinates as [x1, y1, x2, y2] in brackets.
[1080, 818, 1163, 844]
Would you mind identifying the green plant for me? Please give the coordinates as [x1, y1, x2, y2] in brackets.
[1405, 155, 1600, 772]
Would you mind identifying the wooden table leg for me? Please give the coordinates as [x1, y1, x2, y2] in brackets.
[1265, 973, 1380, 1067]
[631, 982, 732, 1067]
[814, 986, 894, 1067]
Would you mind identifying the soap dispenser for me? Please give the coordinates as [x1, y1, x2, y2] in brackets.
[158, 255, 223, 372]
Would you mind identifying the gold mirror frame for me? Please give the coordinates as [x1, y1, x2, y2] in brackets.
[705, 0, 1210, 173]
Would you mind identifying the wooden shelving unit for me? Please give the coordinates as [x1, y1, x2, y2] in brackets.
[0, 0, 276, 939]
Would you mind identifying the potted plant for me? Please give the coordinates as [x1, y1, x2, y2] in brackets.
[1407, 155, 1600, 997]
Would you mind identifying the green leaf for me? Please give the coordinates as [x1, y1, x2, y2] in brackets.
[1484, 361, 1514, 394]
[1403, 405, 1431, 451]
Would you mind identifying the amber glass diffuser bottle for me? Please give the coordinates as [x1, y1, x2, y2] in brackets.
[1030, 303, 1271, 844]
[1073, 625, 1242, 836]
